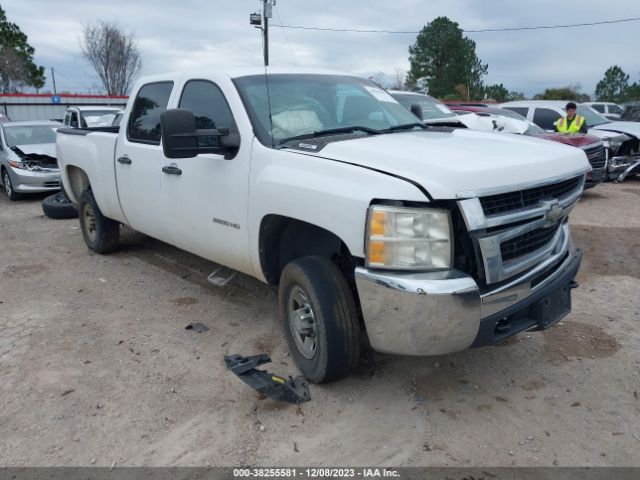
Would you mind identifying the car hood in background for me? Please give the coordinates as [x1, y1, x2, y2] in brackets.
[591, 121, 640, 139]
[11, 143, 57, 159]
[534, 133, 601, 148]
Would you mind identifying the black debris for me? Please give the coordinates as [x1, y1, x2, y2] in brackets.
[224, 354, 311, 404]
[185, 322, 209, 333]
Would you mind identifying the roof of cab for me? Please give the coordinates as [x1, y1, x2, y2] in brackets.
[66, 106, 123, 112]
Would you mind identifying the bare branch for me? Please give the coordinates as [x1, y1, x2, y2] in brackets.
[81, 21, 142, 95]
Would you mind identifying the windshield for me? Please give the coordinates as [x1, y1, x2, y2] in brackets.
[80, 110, 120, 127]
[234, 74, 421, 145]
[576, 106, 609, 126]
[524, 122, 545, 135]
[392, 93, 457, 120]
[4, 125, 57, 147]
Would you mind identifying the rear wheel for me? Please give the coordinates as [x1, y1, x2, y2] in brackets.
[279, 256, 361, 383]
[78, 190, 119, 253]
[2, 169, 21, 201]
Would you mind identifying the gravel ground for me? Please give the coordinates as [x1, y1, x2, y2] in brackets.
[0, 179, 639, 467]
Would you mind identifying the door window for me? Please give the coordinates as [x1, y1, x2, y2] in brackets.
[178, 80, 237, 148]
[591, 104, 605, 113]
[533, 108, 562, 130]
[503, 107, 529, 118]
[609, 105, 622, 114]
[127, 82, 174, 144]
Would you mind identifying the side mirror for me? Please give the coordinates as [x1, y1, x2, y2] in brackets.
[160, 109, 240, 159]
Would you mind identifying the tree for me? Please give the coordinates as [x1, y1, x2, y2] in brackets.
[81, 21, 142, 95]
[407, 16, 487, 99]
[594, 65, 629, 103]
[534, 84, 590, 102]
[0, 5, 45, 92]
[483, 83, 509, 102]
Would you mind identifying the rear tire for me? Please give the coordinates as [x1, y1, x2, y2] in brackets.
[42, 190, 78, 219]
[279, 256, 361, 383]
[78, 190, 119, 253]
[2, 169, 21, 201]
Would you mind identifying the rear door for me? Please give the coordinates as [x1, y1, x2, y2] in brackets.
[115, 80, 175, 241]
[160, 77, 252, 274]
[533, 107, 563, 131]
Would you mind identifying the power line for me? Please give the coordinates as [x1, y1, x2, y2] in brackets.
[271, 16, 640, 35]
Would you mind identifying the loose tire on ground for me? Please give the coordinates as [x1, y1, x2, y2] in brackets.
[279, 255, 361, 383]
[2, 169, 21, 201]
[78, 189, 119, 253]
[42, 191, 78, 219]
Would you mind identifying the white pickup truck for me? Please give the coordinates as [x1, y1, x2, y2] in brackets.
[56, 68, 590, 383]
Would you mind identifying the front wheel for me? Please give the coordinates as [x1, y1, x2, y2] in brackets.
[279, 256, 361, 383]
[78, 190, 119, 253]
[3, 169, 21, 201]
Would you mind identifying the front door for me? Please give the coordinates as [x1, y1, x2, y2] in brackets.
[115, 81, 175, 241]
[160, 78, 252, 275]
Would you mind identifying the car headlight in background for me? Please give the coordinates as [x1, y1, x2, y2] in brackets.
[9, 160, 40, 171]
[366, 205, 453, 270]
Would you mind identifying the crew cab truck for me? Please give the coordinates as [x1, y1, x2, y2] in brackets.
[57, 68, 590, 383]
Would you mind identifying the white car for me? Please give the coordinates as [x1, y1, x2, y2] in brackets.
[583, 102, 623, 120]
[390, 91, 534, 134]
[56, 68, 589, 382]
[500, 100, 640, 181]
[63, 106, 123, 129]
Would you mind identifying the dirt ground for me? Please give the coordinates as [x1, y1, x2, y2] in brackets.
[1, 179, 639, 467]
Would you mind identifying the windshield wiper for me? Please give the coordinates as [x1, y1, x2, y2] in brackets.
[383, 122, 427, 132]
[279, 126, 382, 145]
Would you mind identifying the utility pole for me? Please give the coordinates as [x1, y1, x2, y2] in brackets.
[250, 1, 275, 66]
[50, 67, 57, 95]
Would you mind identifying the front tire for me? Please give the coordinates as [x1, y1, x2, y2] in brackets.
[78, 190, 119, 253]
[2, 169, 21, 201]
[279, 256, 361, 383]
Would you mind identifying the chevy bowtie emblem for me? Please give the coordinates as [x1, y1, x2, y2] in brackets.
[545, 201, 563, 225]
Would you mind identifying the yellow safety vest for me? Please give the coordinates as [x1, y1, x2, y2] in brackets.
[556, 114, 585, 134]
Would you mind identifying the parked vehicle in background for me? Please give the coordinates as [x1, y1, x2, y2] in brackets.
[0, 121, 60, 200]
[584, 102, 623, 120]
[453, 105, 605, 188]
[390, 91, 535, 134]
[63, 106, 122, 128]
[0, 112, 11, 123]
[500, 100, 640, 181]
[621, 102, 640, 122]
[111, 110, 125, 127]
[57, 68, 589, 383]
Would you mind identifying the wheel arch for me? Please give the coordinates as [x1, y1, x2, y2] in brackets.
[64, 165, 91, 203]
[258, 214, 359, 286]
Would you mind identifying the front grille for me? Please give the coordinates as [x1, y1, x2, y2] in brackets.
[501, 223, 562, 262]
[480, 177, 581, 216]
[583, 145, 606, 169]
[44, 181, 60, 187]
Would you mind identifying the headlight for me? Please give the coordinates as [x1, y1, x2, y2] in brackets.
[9, 160, 39, 171]
[365, 205, 453, 270]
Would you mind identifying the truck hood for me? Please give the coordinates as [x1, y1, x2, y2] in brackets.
[293, 129, 590, 200]
[590, 121, 640, 139]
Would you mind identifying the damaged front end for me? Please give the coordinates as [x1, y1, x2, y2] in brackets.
[10, 146, 58, 172]
[601, 134, 640, 181]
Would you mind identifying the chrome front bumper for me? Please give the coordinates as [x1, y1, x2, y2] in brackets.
[355, 233, 581, 356]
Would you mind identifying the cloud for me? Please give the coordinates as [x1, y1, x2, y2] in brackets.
[2, 0, 639, 97]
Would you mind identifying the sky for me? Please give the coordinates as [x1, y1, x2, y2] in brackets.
[2, 0, 639, 97]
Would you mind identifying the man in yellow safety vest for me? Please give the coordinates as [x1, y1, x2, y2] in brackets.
[555, 102, 588, 134]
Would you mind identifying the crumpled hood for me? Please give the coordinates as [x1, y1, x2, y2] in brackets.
[591, 121, 640, 139]
[11, 143, 57, 159]
[293, 129, 590, 199]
